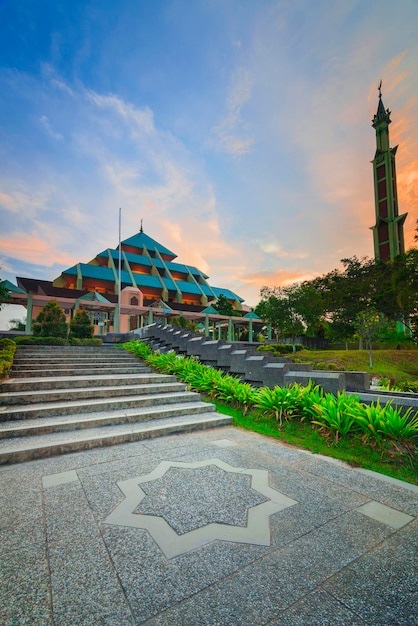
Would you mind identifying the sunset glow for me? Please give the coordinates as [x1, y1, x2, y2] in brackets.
[1, 1, 417, 327]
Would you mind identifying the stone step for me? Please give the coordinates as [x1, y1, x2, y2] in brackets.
[0, 411, 229, 465]
[0, 373, 175, 393]
[0, 390, 202, 421]
[1, 344, 230, 464]
[0, 401, 216, 437]
[14, 345, 125, 351]
[11, 359, 142, 370]
[12, 355, 139, 364]
[0, 381, 188, 406]
[10, 365, 149, 378]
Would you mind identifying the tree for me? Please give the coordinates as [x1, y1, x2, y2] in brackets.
[255, 285, 305, 348]
[353, 307, 389, 368]
[391, 249, 418, 339]
[33, 301, 68, 338]
[213, 294, 235, 317]
[292, 282, 325, 336]
[8, 318, 26, 331]
[0, 276, 10, 310]
[69, 309, 94, 339]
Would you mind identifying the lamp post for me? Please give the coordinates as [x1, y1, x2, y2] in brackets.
[116, 207, 122, 333]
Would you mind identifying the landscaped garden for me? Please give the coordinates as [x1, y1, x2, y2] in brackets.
[124, 339, 418, 486]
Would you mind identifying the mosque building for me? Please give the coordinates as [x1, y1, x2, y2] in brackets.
[6, 227, 245, 334]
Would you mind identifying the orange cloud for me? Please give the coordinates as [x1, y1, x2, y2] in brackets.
[0, 192, 15, 207]
[0, 233, 76, 267]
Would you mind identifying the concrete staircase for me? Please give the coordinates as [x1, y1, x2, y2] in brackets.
[0, 345, 230, 464]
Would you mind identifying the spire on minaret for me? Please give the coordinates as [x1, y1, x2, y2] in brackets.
[373, 80, 391, 126]
[140, 218, 143, 233]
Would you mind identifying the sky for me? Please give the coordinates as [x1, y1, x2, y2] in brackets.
[1, 0, 417, 328]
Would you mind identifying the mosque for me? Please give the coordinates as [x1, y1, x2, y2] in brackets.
[4, 226, 246, 335]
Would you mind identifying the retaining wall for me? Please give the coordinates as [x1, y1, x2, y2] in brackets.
[133, 324, 370, 394]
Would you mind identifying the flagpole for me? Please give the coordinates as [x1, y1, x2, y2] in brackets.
[117, 207, 121, 332]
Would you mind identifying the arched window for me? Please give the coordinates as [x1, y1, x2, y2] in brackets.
[130, 296, 139, 306]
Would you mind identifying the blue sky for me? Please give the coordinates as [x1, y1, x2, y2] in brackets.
[1, 0, 417, 327]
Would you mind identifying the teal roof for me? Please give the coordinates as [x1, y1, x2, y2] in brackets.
[211, 287, 244, 302]
[59, 231, 244, 305]
[98, 249, 153, 268]
[1, 280, 27, 295]
[174, 280, 204, 296]
[201, 305, 219, 315]
[98, 248, 205, 277]
[78, 291, 111, 303]
[121, 231, 176, 259]
[244, 311, 260, 320]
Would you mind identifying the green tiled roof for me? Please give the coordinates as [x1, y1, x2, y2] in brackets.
[1, 280, 27, 295]
[211, 287, 244, 302]
[121, 231, 176, 259]
[244, 311, 260, 319]
[59, 231, 244, 305]
[78, 291, 111, 303]
[201, 305, 219, 314]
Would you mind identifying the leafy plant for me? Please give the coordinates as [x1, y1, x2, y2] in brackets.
[255, 385, 303, 426]
[352, 399, 387, 445]
[377, 404, 418, 442]
[230, 381, 257, 415]
[298, 381, 325, 422]
[310, 392, 361, 443]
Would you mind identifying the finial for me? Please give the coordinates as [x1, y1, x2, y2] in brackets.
[378, 79, 382, 99]
[140, 218, 143, 233]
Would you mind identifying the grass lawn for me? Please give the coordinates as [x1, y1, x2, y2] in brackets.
[286, 349, 418, 385]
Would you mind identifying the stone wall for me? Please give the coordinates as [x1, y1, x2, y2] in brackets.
[135, 324, 370, 394]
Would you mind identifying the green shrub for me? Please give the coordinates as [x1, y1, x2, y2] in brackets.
[69, 337, 102, 346]
[257, 343, 304, 356]
[69, 310, 94, 339]
[255, 385, 304, 426]
[0, 338, 16, 351]
[15, 336, 68, 346]
[33, 301, 68, 338]
[0, 340, 16, 378]
[313, 362, 341, 371]
[310, 392, 362, 443]
[395, 380, 418, 394]
[123, 339, 418, 454]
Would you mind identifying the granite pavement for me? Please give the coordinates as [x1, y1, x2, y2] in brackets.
[1, 425, 417, 625]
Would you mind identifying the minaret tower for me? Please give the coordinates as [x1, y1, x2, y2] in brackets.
[370, 82, 407, 261]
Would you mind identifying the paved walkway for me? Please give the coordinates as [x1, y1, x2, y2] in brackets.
[1, 426, 417, 625]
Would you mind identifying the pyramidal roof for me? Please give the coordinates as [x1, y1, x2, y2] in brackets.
[120, 231, 176, 259]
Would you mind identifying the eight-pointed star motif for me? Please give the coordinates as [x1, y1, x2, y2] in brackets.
[103, 458, 297, 559]
[135, 464, 268, 534]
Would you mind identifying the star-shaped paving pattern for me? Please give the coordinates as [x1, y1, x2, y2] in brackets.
[103, 458, 297, 559]
[136, 465, 268, 534]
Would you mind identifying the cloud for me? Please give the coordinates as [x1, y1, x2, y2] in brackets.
[0, 192, 15, 208]
[211, 67, 254, 155]
[39, 115, 63, 140]
[0, 182, 56, 218]
[86, 91, 155, 134]
[0, 232, 75, 267]
[258, 240, 309, 259]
